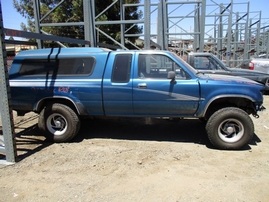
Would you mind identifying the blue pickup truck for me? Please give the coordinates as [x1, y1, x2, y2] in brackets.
[8, 48, 265, 149]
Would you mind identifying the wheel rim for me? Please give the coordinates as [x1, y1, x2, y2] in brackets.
[46, 113, 68, 136]
[218, 118, 244, 143]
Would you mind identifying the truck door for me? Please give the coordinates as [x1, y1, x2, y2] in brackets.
[102, 53, 134, 116]
[133, 53, 200, 116]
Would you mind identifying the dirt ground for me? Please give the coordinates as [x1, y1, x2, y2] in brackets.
[0, 96, 269, 202]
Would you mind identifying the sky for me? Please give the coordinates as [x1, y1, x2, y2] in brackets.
[1, 0, 27, 30]
[1, 0, 269, 40]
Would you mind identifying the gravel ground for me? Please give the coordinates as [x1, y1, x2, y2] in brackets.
[0, 96, 269, 202]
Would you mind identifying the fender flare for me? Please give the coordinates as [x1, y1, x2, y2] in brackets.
[34, 96, 89, 116]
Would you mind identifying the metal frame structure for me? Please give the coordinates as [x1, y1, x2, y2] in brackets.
[32, 0, 269, 58]
[157, 0, 206, 51]
[35, 0, 153, 50]
[0, 2, 16, 163]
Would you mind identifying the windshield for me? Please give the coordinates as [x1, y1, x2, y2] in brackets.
[210, 55, 228, 70]
[193, 54, 226, 70]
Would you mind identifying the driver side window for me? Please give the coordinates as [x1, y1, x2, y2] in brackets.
[194, 56, 221, 70]
[138, 54, 187, 79]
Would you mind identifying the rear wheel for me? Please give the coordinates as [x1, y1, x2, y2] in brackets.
[206, 107, 254, 150]
[38, 103, 80, 142]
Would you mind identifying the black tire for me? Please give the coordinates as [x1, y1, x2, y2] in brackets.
[205, 107, 254, 150]
[38, 103, 80, 143]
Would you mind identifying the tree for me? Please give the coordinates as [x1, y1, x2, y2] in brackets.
[13, 0, 143, 48]
[95, 0, 143, 49]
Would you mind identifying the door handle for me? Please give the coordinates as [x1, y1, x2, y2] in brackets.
[138, 83, 147, 89]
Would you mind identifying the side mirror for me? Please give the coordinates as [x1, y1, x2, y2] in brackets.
[167, 71, 175, 79]
[167, 71, 176, 84]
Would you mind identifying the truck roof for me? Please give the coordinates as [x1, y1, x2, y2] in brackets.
[16, 47, 112, 57]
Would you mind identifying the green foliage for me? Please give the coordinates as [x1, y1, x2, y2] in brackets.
[13, 0, 143, 48]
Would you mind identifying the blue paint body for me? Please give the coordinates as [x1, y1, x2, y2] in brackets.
[8, 48, 264, 118]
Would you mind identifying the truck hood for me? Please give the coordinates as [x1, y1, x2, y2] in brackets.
[229, 68, 269, 76]
[197, 68, 269, 89]
[197, 68, 268, 77]
[198, 73, 263, 86]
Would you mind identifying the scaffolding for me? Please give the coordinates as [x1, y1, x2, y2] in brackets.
[31, 0, 269, 60]
[0, 2, 16, 163]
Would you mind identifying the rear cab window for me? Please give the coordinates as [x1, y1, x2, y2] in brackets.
[111, 54, 132, 83]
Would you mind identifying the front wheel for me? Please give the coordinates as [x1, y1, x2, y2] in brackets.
[38, 103, 80, 143]
[205, 107, 254, 150]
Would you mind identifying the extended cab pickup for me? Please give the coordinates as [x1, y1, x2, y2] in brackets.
[186, 52, 269, 93]
[8, 48, 265, 149]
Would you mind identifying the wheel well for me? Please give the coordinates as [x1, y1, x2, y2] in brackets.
[204, 97, 255, 120]
[36, 98, 79, 115]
